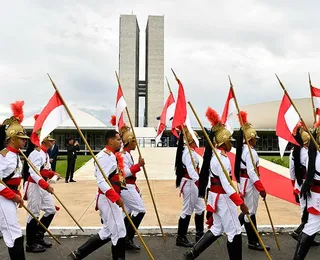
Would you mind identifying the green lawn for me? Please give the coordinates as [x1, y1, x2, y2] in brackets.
[260, 155, 289, 168]
[55, 155, 92, 178]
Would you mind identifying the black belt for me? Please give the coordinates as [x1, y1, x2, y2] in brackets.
[6, 185, 19, 191]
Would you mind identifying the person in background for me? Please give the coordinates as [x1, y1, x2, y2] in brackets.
[65, 138, 80, 183]
[48, 140, 59, 171]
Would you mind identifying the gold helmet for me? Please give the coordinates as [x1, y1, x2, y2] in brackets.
[293, 122, 310, 145]
[182, 126, 201, 145]
[206, 107, 234, 147]
[2, 101, 29, 140]
[119, 125, 135, 146]
[238, 111, 259, 141]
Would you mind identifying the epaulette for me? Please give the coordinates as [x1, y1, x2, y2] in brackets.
[0, 148, 9, 157]
[104, 149, 111, 156]
[220, 150, 227, 157]
[35, 147, 41, 152]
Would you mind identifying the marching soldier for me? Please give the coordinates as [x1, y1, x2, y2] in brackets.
[294, 121, 320, 259]
[235, 111, 270, 251]
[289, 123, 319, 246]
[184, 107, 248, 260]
[175, 126, 205, 247]
[24, 129, 60, 253]
[70, 129, 126, 260]
[0, 101, 29, 260]
[119, 126, 146, 250]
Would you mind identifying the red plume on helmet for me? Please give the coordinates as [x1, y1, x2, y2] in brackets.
[110, 115, 116, 126]
[10, 101, 25, 123]
[238, 111, 248, 126]
[115, 152, 125, 176]
[292, 121, 304, 136]
[205, 107, 222, 126]
[34, 114, 39, 121]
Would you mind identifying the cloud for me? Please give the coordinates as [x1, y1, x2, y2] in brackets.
[1, 0, 319, 127]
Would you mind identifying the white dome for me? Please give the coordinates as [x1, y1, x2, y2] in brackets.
[238, 98, 314, 130]
[23, 106, 107, 130]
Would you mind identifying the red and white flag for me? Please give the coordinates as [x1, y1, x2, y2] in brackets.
[172, 78, 199, 147]
[276, 94, 300, 157]
[115, 84, 127, 131]
[311, 85, 320, 118]
[221, 87, 238, 133]
[155, 92, 175, 144]
[31, 92, 69, 146]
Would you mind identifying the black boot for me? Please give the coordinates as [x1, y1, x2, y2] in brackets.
[112, 237, 126, 260]
[291, 222, 305, 241]
[26, 218, 46, 253]
[176, 215, 193, 247]
[238, 213, 245, 226]
[245, 215, 270, 251]
[227, 234, 242, 260]
[293, 232, 316, 260]
[184, 231, 220, 259]
[125, 212, 145, 250]
[195, 212, 204, 242]
[8, 236, 26, 260]
[36, 214, 55, 248]
[70, 234, 111, 259]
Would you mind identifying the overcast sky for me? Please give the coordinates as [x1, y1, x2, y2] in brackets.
[1, 0, 320, 127]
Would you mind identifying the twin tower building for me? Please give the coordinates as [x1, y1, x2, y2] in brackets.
[119, 15, 164, 127]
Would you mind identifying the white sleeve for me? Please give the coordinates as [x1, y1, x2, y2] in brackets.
[95, 155, 113, 194]
[183, 151, 199, 181]
[0, 156, 8, 192]
[289, 151, 295, 181]
[123, 154, 133, 177]
[245, 150, 260, 183]
[28, 152, 44, 184]
[214, 157, 235, 196]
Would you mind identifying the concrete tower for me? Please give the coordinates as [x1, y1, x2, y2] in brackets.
[119, 14, 164, 127]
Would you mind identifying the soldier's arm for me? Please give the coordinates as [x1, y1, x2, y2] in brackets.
[95, 155, 120, 203]
[245, 151, 265, 192]
[122, 153, 140, 178]
[216, 158, 243, 206]
[28, 152, 49, 190]
[0, 156, 19, 199]
[184, 151, 199, 181]
[289, 152, 296, 186]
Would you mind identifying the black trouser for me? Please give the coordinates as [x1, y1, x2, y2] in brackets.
[51, 161, 56, 171]
[66, 159, 76, 181]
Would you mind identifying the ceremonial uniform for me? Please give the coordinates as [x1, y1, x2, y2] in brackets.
[0, 102, 30, 260]
[235, 112, 269, 251]
[0, 147, 25, 257]
[25, 142, 57, 252]
[71, 145, 126, 260]
[293, 122, 320, 259]
[176, 128, 205, 247]
[184, 107, 245, 260]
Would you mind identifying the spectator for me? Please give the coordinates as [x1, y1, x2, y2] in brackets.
[65, 138, 80, 183]
[48, 140, 59, 171]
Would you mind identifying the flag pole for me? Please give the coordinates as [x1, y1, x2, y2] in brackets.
[0, 178, 61, 245]
[20, 150, 84, 232]
[188, 101, 272, 260]
[166, 77, 173, 93]
[115, 72, 165, 241]
[228, 76, 280, 251]
[47, 74, 155, 260]
[309, 73, 317, 124]
[276, 74, 320, 152]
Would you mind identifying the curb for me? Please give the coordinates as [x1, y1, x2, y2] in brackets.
[20, 225, 303, 236]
